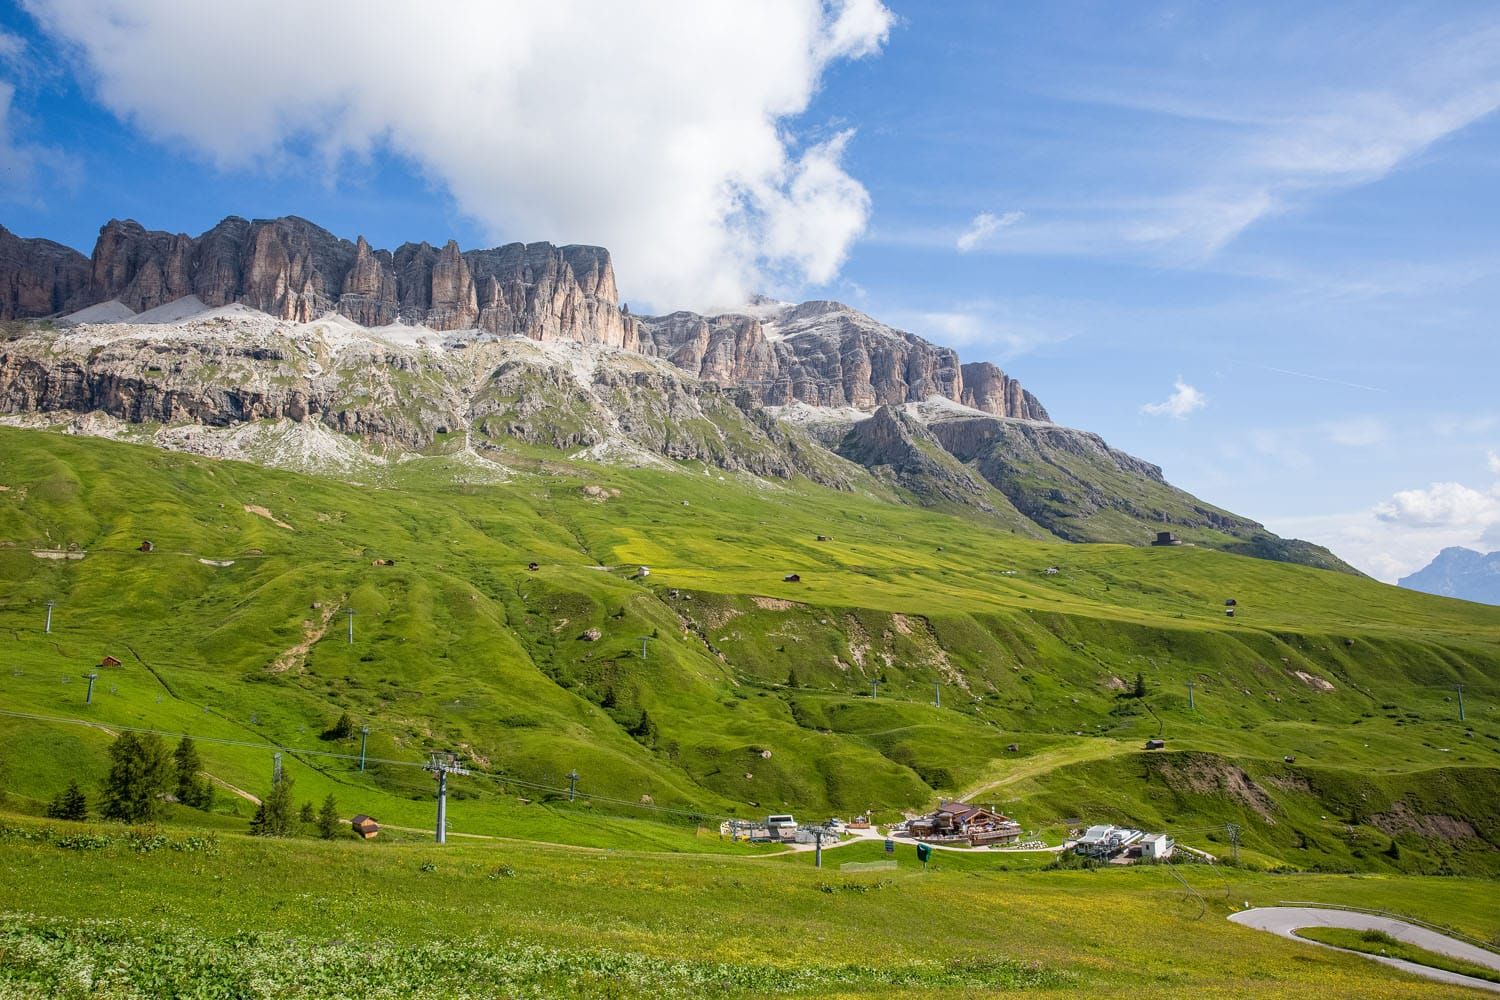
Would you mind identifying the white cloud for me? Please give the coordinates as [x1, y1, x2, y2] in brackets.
[23, 0, 893, 311]
[1488, 449, 1500, 475]
[955, 210, 1023, 253]
[1374, 481, 1500, 528]
[1274, 478, 1500, 582]
[1141, 377, 1206, 419]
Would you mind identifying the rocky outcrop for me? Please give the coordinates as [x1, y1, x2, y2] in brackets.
[835, 405, 1001, 510]
[3, 214, 1051, 422]
[635, 300, 1043, 420]
[57, 216, 633, 344]
[960, 362, 1049, 421]
[0, 226, 92, 320]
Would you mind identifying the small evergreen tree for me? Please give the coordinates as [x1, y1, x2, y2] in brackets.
[629, 709, 658, 747]
[100, 731, 173, 822]
[324, 712, 356, 741]
[299, 801, 316, 827]
[249, 777, 296, 837]
[316, 794, 340, 839]
[172, 735, 215, 809]
[45, 780, 88, 821]
[1132, 672, 1147, 699]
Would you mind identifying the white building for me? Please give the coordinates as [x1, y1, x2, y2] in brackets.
[1140, 833, 1174, 860]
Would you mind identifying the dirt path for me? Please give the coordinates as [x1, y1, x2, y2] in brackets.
[1230, 906, 1500, 994]
[269, 601, 341, 673]
[959, 738, 1131, 801]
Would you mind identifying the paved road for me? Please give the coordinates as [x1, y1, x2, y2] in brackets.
[1230, 906, 1500, 994]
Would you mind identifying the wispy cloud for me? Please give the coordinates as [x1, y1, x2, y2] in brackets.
[1141, 377, 1206, 419]
[955, 210, 1023, 252]
[1488, 449, 1500, 475]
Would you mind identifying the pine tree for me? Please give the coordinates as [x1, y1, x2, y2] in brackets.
[173, 736, 210, 808]
[45, 780, 88, 821]
[249, 777, 296, 837]
[316, 794, 340, 839]
[325, 712, 355, 741]
[100, 731, 173, 822]
[1133, 672, 1147, 699]
[299, 801, 315, 827]
[629, 709, 658, 747]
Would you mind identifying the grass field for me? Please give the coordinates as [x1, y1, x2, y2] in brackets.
[1293, 926, 1500, 985]
[1, 425, 1498, 875]
[1, 812, 1498, 998]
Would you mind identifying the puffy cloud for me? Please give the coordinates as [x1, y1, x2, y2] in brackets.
[1141, 377, 1206, 419]
[955, 210, 1023, 253]
[1374, 481, 1500, 528]
[1275, 478, 1500, 581]
[23, 0, 893, 311]
[1489, 449, 1500, 474]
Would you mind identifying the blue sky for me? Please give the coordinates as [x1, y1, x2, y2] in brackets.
[2, 1, 1498, 580]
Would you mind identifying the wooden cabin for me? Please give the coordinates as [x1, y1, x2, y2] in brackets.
[350, 815, 379, 839]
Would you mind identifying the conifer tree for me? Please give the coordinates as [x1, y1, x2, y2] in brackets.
[249, 777, 296, 837]
[45, 780, 88, 821]
[100, 731, 172, 822]
[316, 794, 340, 839]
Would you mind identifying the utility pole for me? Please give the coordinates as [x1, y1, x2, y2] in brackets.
[1456, 684, 1465, 722]
[1226, 822, 1240, 864]
[934, 683, 941, 708]
[567, 769, 580, 802]
[84, 672, 98, 704]
[1186, 682, 1195, 711]
[425, 752, 469, 844]
[870, 678, 878, 699]
[273, 752, 283, 785]
[359, 725, 370, 771]
[814, 828, 824, 869]
[44, 600, 54, 634]
[346, 608, 355, 644]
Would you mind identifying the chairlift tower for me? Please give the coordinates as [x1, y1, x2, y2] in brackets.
[1186, 682, 1195, 711]
[346, 608, 355, 645]
[637, 636, 655, 660]
[425, 751, 470, 844]
[1456, 684, 1465, 722]
[83, 672, 98, 704]
[44, 600, 55, 634]
[567, 769, 580, 802]
[359, 725, 370, 771]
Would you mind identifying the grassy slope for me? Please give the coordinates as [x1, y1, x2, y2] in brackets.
[0, 426, 1498, 873]
[0, 813, 1497, 998]
[1294, 926, 1500, 984]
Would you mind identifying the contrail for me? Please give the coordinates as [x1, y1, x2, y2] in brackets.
[1232, 361, 1385, 393]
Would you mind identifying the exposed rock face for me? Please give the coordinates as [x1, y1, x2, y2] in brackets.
[65, 216, 633, 345]
[0, 226, 91, 320]
[835, 405, 1000, 510]
[4, 213, 1050, 421]
[960, 362, 1049, 421]
[635, 300, 1042, 420]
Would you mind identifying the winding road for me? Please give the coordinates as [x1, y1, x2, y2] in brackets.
[1230, 906, 1500, 994]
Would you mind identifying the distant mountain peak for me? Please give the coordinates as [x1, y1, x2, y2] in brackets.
[1399, 547, 1500, 605]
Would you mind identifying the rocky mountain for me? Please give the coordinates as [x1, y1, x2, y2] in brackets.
[0, 212, 1353, 572]
[0, 225, 92, 320]
[1, 215, 1045, 421]
[1399, 547, 1500, 605]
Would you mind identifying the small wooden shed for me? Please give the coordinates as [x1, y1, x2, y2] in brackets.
[1144, 738, 1166, 750]
[350, 815, 379, 839]
[100, 655, 122, 668]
